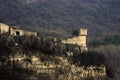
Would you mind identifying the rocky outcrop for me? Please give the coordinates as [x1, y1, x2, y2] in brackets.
[0, 54, 106, 80]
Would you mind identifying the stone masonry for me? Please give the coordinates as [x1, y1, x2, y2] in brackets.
[0, 23, 37, 36]
[62, 29, 87, 51]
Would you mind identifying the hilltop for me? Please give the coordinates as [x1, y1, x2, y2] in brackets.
[0, 0, 120, 38]
[0, 33, 106, 80]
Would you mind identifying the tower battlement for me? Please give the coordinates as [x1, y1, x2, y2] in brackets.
[79, 28, 87, 36]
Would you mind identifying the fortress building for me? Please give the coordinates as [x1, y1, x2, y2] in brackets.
[0, 23, 37, 36]
[62, 29, 87, 51]
[0, 23, 10, 34]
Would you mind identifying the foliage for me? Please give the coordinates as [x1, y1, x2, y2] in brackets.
[0, 34, 82, 56]
[90, 45, 120, 80]
[1, 0, 120, 38]
[0, 64, 35, 80]
[72, 51, 106, 66]
[88, 34, 120, 47]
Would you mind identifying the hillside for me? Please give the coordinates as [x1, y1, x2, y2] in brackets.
[1, 32, 120, 80]
[0, 0, 120, 38]
[0, 33, 107, 80]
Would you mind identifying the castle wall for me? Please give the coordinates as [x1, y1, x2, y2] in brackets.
[62, 29, 87, 51]
[62, 28, 87, 47]
[62, 36, 86, 47]
[30, 32, 37, 36]
[0, 23, 37, 36]
[24, 31, 37, 36]
[24, 31, 31, 36]
[10, 28, 24, 36]
[0, 23, 10, 34]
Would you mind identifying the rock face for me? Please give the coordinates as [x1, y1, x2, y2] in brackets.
[1, 54, 106, 80]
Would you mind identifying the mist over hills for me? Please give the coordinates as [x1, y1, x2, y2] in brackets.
[0, 0, 120, 38]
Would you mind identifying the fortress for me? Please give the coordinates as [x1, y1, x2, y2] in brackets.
[0, 23, 37, 36]
[0, 23, 106, 79]
[0, 23, 87, 50]
[62, 29, 87, 51]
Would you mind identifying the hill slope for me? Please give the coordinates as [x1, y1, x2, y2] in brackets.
[0, 0, 120, 38]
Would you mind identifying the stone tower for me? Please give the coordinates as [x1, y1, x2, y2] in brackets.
[77, 28, 87, 47]
[62, 28, 87, 51]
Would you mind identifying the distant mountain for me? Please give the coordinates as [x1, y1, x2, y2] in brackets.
[0, 0, 120, 38]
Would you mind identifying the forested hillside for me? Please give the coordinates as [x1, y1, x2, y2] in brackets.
[88, 34, 120, 47]
[0, 0, 120, 38]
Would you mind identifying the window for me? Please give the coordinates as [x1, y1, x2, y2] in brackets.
[16, 31, 20, 36]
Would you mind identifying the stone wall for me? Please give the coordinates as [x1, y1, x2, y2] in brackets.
[10, 28, 24, 36]
[0, 23, 10, 34]
[62, 36, 87, 47]
[0, 23, 37, 36]
[62, 29, 87, 51]
[24, 31, 37, 36]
